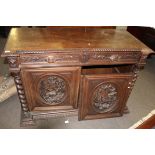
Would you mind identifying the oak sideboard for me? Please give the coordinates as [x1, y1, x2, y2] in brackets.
[1, 27, 154, 126]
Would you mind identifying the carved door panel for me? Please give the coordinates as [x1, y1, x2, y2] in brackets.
[20, 67, 81, 111]
[79, 74, 132, 120]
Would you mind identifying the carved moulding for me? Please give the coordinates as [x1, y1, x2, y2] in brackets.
[20, 56, 48, 63]
[92, 82, 118, 113]
[91, 52, 140, 61]
[32, 109, 78, 120]
[19, 51, 141, 64]
[20, 54, 80, 64]
[80, 51, 140, 63]
[16, 49, 141, 54]
[39, 75, 68, 105]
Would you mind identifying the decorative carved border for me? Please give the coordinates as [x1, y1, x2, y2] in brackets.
[89, 52, 140, 62]
[32, 110, 78, 120]
[20, 56, 48, 63]
[20, 51, 141, 64]
[16, 49, 141, 54]
[2, 48, 142, 57]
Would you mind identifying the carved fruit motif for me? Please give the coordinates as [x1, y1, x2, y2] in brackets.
[39, 75, 67, 105]
[92, 83, 118, 113]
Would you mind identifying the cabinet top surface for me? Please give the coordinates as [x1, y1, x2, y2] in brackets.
[2, 27, 153, 56]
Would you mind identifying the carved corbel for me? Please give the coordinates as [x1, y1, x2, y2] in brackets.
[7, 56, 19, 68]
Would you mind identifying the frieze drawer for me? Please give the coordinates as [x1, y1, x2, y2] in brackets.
[19, 51, 141, 66]
[20, 53, 80, 65]
[82, 51, 141, 65]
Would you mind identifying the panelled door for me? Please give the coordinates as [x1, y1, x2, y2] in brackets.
[20, 67, 81, 112]
[79, 74, 132, 120]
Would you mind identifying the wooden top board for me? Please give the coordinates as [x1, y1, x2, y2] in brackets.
[2, 27, 154, 56]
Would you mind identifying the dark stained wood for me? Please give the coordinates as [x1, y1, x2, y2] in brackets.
[1, 27, 154, 126]
[20, 67, 81, 111]
[79, 73, 132, 120]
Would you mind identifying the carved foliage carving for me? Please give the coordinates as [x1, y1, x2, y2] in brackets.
[19, 51, 141, 64]
[92, 83, 118, 113]
[39, 75, 68, 105]
[21, 56, 48, 63]
[91, 52, 140, 62]
[7, 56, 18, 68]
[48, 55, 80, 63]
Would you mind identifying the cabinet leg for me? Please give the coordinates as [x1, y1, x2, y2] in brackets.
[13, 72, 36, 127]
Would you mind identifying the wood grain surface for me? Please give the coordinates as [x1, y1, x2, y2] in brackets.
[2, 27, 153, 56]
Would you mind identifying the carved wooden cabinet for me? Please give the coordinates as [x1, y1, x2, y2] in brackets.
[1, 27, 154, 126]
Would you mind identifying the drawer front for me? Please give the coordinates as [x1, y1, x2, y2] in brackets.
[84, 51, 141, 65]
[79, 74, 132, 120]
[20, 53, 81, 66]
[19, 51, 141, 66]
[20, 67, 81, 112]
